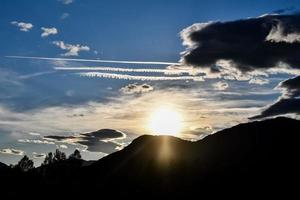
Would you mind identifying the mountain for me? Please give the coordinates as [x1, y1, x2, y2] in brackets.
[1, 117, 300, 197]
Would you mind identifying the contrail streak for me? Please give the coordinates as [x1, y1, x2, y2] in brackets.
[6, 56, 180, 65]
[54, 66, 195, 75]
[78, 72, 204, 81]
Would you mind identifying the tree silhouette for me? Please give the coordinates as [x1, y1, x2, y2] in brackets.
[42, 152, 54, 165]
[69, 149, 82, 160]
[15, 155, 34, 171]
[54, 149, 66, 162]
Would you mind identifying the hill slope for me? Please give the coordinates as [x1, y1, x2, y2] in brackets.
[1, 117, 300, 197]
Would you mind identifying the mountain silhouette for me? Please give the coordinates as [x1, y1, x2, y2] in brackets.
[1, 117, 299, 197]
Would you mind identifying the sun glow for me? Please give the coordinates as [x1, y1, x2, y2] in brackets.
[148, 106, 183, 136]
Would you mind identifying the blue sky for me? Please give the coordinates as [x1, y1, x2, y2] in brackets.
[1, 0, 300, 165]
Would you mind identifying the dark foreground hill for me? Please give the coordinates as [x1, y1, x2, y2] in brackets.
[1, 117, 300, 197]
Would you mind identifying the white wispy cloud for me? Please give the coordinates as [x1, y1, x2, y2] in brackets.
[78, 72, 204, 81]
[52, 41, 90, 56]
[41, 27, 58, 37]
[11, 21, 33, 32]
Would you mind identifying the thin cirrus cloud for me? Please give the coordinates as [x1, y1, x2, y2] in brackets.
[41, 27, 58, 37]
[11, 21, 33, 32]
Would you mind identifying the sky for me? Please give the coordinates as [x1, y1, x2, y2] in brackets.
[1, 0, 300, 165]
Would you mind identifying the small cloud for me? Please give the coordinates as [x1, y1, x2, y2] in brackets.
[53, 41, 90, 56]
[120, 83, 154, 94]
[212, 81, 229, 91]
[65, 90, 75, 97]
[0, 148, 24, 156]
[11, 21, 33, 32]
[28, 132, 41, 136]
[248, 78, 269, 85]
[59, 144, 68, 149]
[59, 0, 74, 5]
[32, 152, 46, 159]
[41, 27, 58, 37]
[60, 13, 70, 19]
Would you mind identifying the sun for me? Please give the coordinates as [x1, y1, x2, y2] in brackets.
[148, 106, 183, 136]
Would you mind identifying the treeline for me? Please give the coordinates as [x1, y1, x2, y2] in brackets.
[12, 149, 82, 171]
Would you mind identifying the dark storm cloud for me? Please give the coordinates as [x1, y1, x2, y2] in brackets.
[180, 13, 300, 119]
[278, 75, 300, 97]
[181, 14, 300, 71]
[250, 98, 300, 119]
[45, 129, 126, 154]
[251, 75, 300, 119]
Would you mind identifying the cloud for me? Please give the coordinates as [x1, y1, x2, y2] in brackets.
[32, 152, 46, 159]
[59, 144, 68, 149]
[28, 132, 41, 136]
[277, 75, 300, 98]
[45, 129, 126, 153]
[180, 14, 300, 72]
[266, 22, 300, 43]
[41, 27, 58, 37]
[212, 81, 228, 91]
[52, 41, 90, 56]
[251, 75, 300, 119]
[0, 148, 24, 156]
[248, 77, 269, 85]
[251, 98, 300, 119]
[60, 13, 70, 19]
[179, 13, 300, 119]
[120, 83, 154, 94]
[59, 0, 74, 5]
[11, 21, 33, 32]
